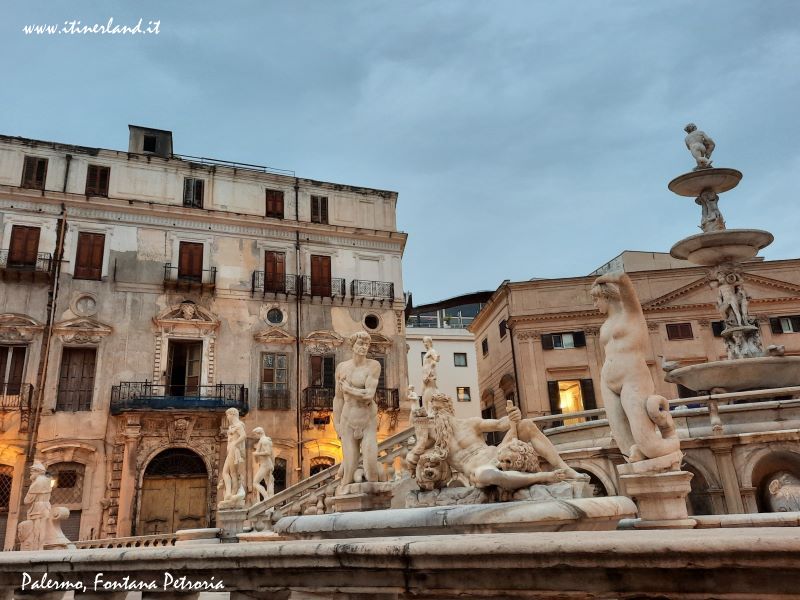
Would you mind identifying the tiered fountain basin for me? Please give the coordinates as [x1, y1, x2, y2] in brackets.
[665, 356, 800, 394]
[670, 229, 774, 266]
[668, 167, 743, 197]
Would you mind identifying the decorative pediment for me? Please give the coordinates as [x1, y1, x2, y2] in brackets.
[53, 317, 112, 345]
[253, 326, 296, 345]
[154, 301, 219, 336]
[0, 314, 44, 343]
[302, 330, 344, 354]
[368, 333, 392, 354]
[641, 277, 713, 310]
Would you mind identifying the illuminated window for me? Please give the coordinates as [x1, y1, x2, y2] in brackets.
[547, 379, 597, 426]
[457, 387, 471, 402]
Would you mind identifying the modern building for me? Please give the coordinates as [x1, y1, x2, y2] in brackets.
[405, 292, 491, 420]
[0, 126, 409, 547]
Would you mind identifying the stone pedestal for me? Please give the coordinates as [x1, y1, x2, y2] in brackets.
[617, 466, 696, 529]
[174, 527, 221, 546]
[332, 481, 394, 513]
[216, 508, 248, 539]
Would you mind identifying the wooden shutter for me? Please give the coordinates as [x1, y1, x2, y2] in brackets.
[266, 190, 284, 218]
[56, 348, 96, 411]
[8, 226, 40, 266]
[6, 348, 25, 395]
[573, 331, 586, 348]
[193, 180, 204, 207]
[579, 379, 596, 410]
[265, 251, 285, 292]
[792, 317, 800, 333]
[310, 255, 331, 296]
[769, 318, 782, 334]
[85, 165, 110, 196]
[320, 197, 328, 223]
[322, 356, 335, 388]
[541, 334, 554, 350]
[22, 157, 47, 190]
[178, 242, 203, 280]
[547, 381, 561, 415]
[310, 355, 322, 387]
[183, 179, 204, 208]
[74, 232, 104, 280]
[311, 196, 320, 223]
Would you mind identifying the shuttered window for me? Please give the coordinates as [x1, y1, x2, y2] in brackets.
[311, 195, 328, 224]
[310, 355, 335, 388]
[74, 232, 105, 280]
[666, 322, 693, 340]
[310, 255, 332, 296]
[265, 251, 286, 293]
[183, 178, 204, 208]
[21, 157, 47, 190]
[7, 226, 40, 268]
[0, 346, 26, 395]
[56, 348, 96, 411]
[542, 331, 586, 350]
[85, 165, 110, 196]
[266, 189, 284, 219]
[770, 316, 800, 334]
[178, 242, 203, 281]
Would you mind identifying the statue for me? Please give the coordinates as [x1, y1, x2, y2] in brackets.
[17, 461, 73, 550]
[252, 427, 274, 502]
[407, 394, 584, 491]
[712, 271, 751, 328]
[684, 123, 715, 170]
[695, 190, 726, 232]
[420, 336, 440, 414]
[766, 471, 800, 512]
[333, 331, 382, 487]
[406, 385, 421, 409]
[219, 407, 246, 509]
[591, 271, 680, 463]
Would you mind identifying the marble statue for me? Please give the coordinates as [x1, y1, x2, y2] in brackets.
[766, 471, 800, 512]
[420, 336, 440, 414]
[17, 461, 72, 550]
[406, 385, 421, 409]
[714, 272, 746, 327]
[684, 123, 715, 170]
[333, 331, 382, 486]
[407, 394, 584, 491]
[591, 271, 680, 463]
[219, 407, 247, 509]
[252, 427, 274, 502]
[695, 190, 726, 232]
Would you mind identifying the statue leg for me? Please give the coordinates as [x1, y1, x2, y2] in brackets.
[267, 472, 274, 497]
[473, 465, 555, 490]
[621, 385, 680, 460]
[253, 465, 268, 500]
[361, 426, 381, 482]
[518, 420, 585, 480]
[601, 384, 636, 458]
[340, 432, 359, 486]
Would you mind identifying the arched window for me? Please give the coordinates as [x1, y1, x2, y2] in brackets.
[144, 448, 207, 477]
[309, 456, 335, 476]
[274, 458, 287, 493]
[48, 462, 85, 541]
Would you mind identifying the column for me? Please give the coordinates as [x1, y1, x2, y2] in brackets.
[710, 442, 745, 514]
[583, 327, 602, 403]
[518, 331, 547, 416]
[116, 416, 142, 537]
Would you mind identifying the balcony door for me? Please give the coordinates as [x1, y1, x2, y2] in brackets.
[8, 226, 40, 268]
[177, 242, 203, 282]
[310, 255, 331, 296]
[166, 341, 202, 396]
[0, 346, 25, 397]
[265, 251, 286, 293]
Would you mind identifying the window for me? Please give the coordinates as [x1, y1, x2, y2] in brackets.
[274, 457, 287, 493]
[454, 352, 468, 367]
[0, 346, 26, 395]
[499, 320, 508, 338]
[266, 189, 284, 219]
[178, 242, 203, 281]
[56, 348, 96, 411]
[310, 254, 332, 296]
[481, 338, 489, 356]
[143, 135, 157, 153]
[310, 355, 335, 388]
[266, 308, 284, 324]
[309, 457, 335, 476]
[311, 195, 328, 224]
[48, 462, 85, 541]
[265, 251, 286, 293]
[74, 232, 105, 280]
[421, 351, 426, 366]
[546, 379, 597, 426]
[771, 316, 800, 334]
[21, 156, 47, 190]
[6, 225, 40, 268]
[481, 406, 503, 446]
[457, 386, 471, 402]
[666, 322, 693, 340]
[183, 178, 204, 208]
[85, 165, 110, 197]
[542, 331, 586, 350]
[711, 321, 725, 337]
[260, 352, 289, 409]
[364, 314, 380, 330]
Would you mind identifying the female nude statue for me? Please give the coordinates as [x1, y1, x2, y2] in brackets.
[591, 272, 680, 463]
[220, 407, 247, 508]
[333, 331, 382, 486]
[421, 336, 440, 414]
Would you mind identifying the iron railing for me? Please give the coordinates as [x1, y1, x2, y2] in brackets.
[0, 251, 53, 274]
[300, 276, 346, 298]
[376, 387, 400, 411]
[259, 384, 291, 410]
[251, 272, 299, 296]
[350, 279, 394, 300]
[110, 382, 248, 415]
[163, 264, 217, 287]
[302, 386, 335, 411]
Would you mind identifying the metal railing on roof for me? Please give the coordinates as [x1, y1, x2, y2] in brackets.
[173, 154, 294, 177]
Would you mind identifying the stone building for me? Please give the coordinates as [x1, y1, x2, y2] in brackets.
[0, 126, 408, 547]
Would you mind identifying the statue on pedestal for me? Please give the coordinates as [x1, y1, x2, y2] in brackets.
[684, 123, 715, 170]
[219, 408, 246, 509]
[17, 461, 73, 550]
[333, 331, 382, 487]
[252, 427, 274, 502]
[421, 336, 440, 414]
[591, 271, 681, 465]
[695, 190, 726, 232]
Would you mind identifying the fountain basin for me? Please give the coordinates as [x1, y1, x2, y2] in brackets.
[665, 356, 800, 393]
[670, 229, 773, 266]
[668, 168, 743, 197]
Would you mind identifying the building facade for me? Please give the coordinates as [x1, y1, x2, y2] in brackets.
[0, 126, 408, 547]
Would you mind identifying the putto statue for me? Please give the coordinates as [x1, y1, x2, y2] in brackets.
[420, 336, 440, 414]
[17, 461, 73, 551]
[219, 407, 247, 509]
[684, 123, 715, 170]
[334, 331, 382, 487]
[252, 427, 275, 502]
[591, 271, 681, 465]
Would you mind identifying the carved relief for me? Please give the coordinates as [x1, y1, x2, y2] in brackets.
[0, 314, 44, 343]
[53, 317, 112, 344]
[516, 331, 541, 341]
[302, 330, 344, 354]
[368, 332, 392, 355]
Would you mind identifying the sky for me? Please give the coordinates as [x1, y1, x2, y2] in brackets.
[2, 1, 799, 304]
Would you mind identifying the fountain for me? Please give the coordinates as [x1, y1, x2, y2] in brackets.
[664, 124, 800, 393]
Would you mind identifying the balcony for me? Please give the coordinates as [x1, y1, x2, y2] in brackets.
[259, 384, 291, 410]
[302, 386, 335, 411]
[0, 383, 33, 432]
[251, 272, 298, 297]
[376, 388, 400, 411]
[300, 276, 346, 298]
[350, 280, 394, 301]
[110, 382, 248, 415]
[163, 264, 216, 293]
[0, 251, 53, 282]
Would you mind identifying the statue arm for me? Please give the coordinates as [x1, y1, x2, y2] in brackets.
[596, 271, 642, 316]
[478, 416, 510, 433]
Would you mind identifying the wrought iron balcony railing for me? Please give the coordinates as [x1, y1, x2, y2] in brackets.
[350, 279, 394, 300]
[251, 272, 299, 297]
[0, 251, 53, 276]
[376, 388, 400, 412]
[300, 276, 346, 298]
[259, 384, 291, 410]
[302, 386, 335, 411]
[163, 264, 217, 289]
[110, 382, 248, 415]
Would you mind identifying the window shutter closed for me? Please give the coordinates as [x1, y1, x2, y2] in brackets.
[770, 318, 782, 334]
[310, 255, 331, 295]
[266, 190, 284, 218]
[8, 226, 40, 266]
[573, 331, 586, 347]
[792, 317, 800, 332]
[320, 197, 328, 223]
[178, 242, 203, 280]
[580, 379, 596, 410]
[74, 233, 104, 280]
[265, 251, 286, 292]
[541, 334, 554, 350]
[547, 381, 561, 415]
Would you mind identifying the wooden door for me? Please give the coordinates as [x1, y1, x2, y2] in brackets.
[265, 251, 286, 292]
[139, 476, 208, 534]
[8, 226, 40, 267]
[185, 343, 202, 395]
[310, 255, 331, 296]
[74, 232, 105, 280]
[56, 348, 96, 411]
[178, 242, 203, 281]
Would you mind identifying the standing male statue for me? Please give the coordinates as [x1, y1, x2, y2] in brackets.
[591, 271, 680, 464]
[334, 331, 382, 486]
[684, 123, 715, 170]
[219, 407, 247, 508]
[421, 336, 440, 414]
[252, 427, 274, 502]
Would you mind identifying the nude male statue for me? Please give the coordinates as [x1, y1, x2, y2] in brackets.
[592, 271, 680, 462]
[333, 331, 382, 486]
[408, 394, 584, 491]
[684, 123, 715, 170]
[713, 272, 744, 327]
[252, 427, 274, 502]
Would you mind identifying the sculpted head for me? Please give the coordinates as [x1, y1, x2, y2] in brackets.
[253, 426, 265, 436]
[415, 449, 451, 491]
[348, 331, 371, 356]
[29, 460, 46, 481]
[430, 392, 455, 417]
[225, 407, 240, 424]
[590, 282, 619, 314]
[684, 123, 697, 133]
[423, 336, 433, 349]
[497, 440, 541, 473]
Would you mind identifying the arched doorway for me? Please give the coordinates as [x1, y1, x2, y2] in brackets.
[137, 448, 209, 535]
[310, 456, 335, 476]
